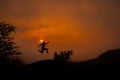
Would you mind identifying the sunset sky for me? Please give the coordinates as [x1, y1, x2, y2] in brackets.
[0, 0, 120, 63]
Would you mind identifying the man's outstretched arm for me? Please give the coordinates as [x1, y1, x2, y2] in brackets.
[46, 41, 50, 44]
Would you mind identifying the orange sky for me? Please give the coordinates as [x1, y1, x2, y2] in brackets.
[0, 0, 120, 63]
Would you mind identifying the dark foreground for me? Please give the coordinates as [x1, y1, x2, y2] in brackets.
[1, 49, 120, 79]
[1, 60, 120, 79]
[1, 60, 120, 80]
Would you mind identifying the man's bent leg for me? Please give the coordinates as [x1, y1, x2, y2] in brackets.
[45, 48, 48, 53]
[39, 50, 43, 53]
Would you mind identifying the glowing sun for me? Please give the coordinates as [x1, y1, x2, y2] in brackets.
[40, 39, 44, 43]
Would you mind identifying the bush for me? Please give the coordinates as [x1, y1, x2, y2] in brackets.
[53, 51, 73, 62]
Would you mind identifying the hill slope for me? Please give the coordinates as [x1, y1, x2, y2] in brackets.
[1, 49, 120, 79]
[18, 49, 120, 79]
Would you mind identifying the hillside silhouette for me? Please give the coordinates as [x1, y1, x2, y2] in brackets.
[0, 48, 120, 79]
[13, 48, 120, 79]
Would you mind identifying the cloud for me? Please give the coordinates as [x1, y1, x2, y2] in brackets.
[0, 0, 120, 63]
[63, 0, 119, 31]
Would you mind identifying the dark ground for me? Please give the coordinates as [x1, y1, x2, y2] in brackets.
[0, 49, 120, 79]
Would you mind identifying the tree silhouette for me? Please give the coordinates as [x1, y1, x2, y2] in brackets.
[53, 51, 73, 62]
[0, 22, 21, 65]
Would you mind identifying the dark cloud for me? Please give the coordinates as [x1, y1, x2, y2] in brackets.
[38, 24, 51, 29]
[70, 0, 120, 31]
[0, 0, 43, 20]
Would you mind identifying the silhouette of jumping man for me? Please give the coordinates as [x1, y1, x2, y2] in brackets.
[38, 41, 50, 54]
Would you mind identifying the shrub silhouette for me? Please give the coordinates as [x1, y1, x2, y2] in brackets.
[0, 22, 22, 66]
[53, 51, 73, 62]
[8, 56, 25, 67]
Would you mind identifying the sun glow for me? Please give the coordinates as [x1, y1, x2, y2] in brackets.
[40, 39, 44, 43]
